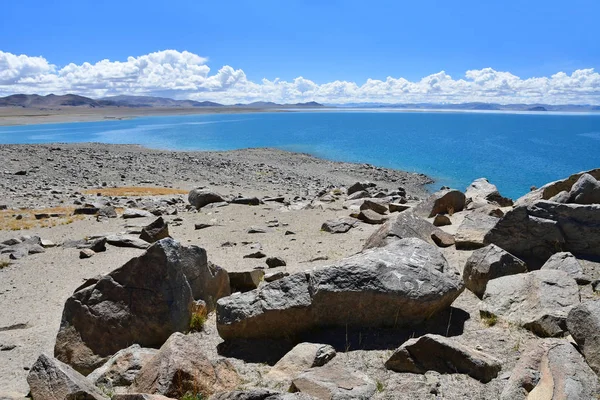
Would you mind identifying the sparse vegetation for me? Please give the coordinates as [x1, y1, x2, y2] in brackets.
[376, 379, 385, 392]
[82, 186, 188, 197]
[181, 393, 204, 400]
[189, 311, 207, 332]
[0, 206, 83, 231]
[0, 260, 11, 269]
[480, 312, 498, 327]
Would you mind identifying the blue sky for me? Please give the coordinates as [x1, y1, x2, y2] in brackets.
[1, 0, 599, 104]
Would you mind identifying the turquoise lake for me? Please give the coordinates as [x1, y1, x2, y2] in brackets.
[1, 111, 599, 199]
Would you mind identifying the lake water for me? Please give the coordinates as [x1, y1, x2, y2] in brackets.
[1, 110, 599, 199]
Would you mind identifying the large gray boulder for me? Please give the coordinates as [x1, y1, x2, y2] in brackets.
[54, 239, 194, 374]
[290, 365, 376, 399]
[454, 212, 499, 250]
[129, 332, 239, 398]
[414, 189, 466, 218]
[480, 269, 580, 337]
[501, 339, 598, 399]
[217, 238, 463, 340]
[363, 210, 448, 249]
[541, 252, 590, 284]
[463, 244, 527, 298]
[87, 344, 158, 388]
[465, 178, 513, 207]
[567, 173, 600, 204]
[567, 300, 600, 375]
[484, 200, 600, 266]
[515, 168, 600, 207]
[385, 334, 502, 383]
[27, 354, 107, 400]
[188, 189, 227, 209]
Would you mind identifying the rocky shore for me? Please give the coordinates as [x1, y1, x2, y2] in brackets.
[1, 143, 599, 399]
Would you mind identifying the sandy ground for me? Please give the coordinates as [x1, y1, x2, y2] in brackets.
[0, 143, 431, 397]
[0, 107, 292, 126]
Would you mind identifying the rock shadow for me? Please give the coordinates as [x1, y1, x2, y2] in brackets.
[217, 306, 469, 364]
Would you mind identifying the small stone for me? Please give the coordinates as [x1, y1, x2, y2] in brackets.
[79, 249, 95, 259]
[266, 256, 286, 268]
[243, 251, 266, 259]
[433, 214, 452, 226]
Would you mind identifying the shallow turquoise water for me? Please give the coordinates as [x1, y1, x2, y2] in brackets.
[1, 111, 599, 199]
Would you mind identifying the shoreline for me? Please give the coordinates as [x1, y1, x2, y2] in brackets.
[2, 105, 599, 127]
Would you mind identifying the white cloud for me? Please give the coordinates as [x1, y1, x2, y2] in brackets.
[0, 49, 599, 104]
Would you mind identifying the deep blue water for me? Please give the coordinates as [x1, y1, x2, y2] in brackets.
[1, 111, 599, 199]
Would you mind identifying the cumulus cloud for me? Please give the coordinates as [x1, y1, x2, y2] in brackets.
[0, 50, 599, 104]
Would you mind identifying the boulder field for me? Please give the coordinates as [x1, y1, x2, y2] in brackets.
[10, 167, 600, 399]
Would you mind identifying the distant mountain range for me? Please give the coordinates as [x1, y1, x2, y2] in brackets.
[1, 94, 598, 112]
[333, 102, 600, 112]
[0, 94, 325, 109]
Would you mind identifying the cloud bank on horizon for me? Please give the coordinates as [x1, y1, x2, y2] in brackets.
[1, 49, 599, 105]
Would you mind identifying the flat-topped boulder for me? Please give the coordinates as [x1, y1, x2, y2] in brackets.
[480, 269, 580, 337]
[54, 239, 221, 374]
[541, 251, 590, 284]
[216, 238, 463, 340]
[414, 189, 466, 218]
[454, 212, 499, 250]
[188, 189, 227, 209]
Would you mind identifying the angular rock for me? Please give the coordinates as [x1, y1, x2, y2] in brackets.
[74, 206, 100, 215]
[347, 190, 370, 201]
[107, 234, 150, 249]
[2, 235, 45, 259]
[567, 173, 600, 204]
[541, 251, 590, 284]
[359, 199, 388, 215]
[244, 251, 267, 259]
[463, 244, 527, 298]
[431, 231, 455, 248]
[87, 345, 158, 388]
[414, 189, 466, 218]
[385, 334, 501, 383]
[129, 332, 239, 398]
[266, 256, 286, 268]
[98, 206, 118, 219]
[54, 239, 194, 374]
[454, 212, 498, 250]
[123, 208, 154, 219]
[230, 196, 261, 206]
[266, 342, 336, 382]
[290, 365, 375, 399]
[217, 238, 464, 340]
[485, 200, 600, 265]
[347, 182, 366, 196]
[27, 354, 107, 400]
[465, 178, 513, 207]
[363, 210, 446, 249]
[188, 189, 227, 209]
[480, 269, 579, 337]
[357, 209, 387, 224]
[320, 218, 358, 233]
[432, 214, 451, 226]
[567, 300, 600, 374]
[264, 271, 289, 282]
[388, 202, 410, 213]
[501, 339, 598, 399]
[139, 217, 170, 243]
[79, 249, 95, 259]
[247, 226, 268, 234]
[516, 168, 600, 206]
[229, 270, 265, 293]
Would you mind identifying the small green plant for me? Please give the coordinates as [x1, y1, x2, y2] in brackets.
[480, 312, 497, 327]
[0, 260, 10, 269]
[376, 379, 385, 392]
[181, 392, 204, 400]
[189, 312, 206, 332]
